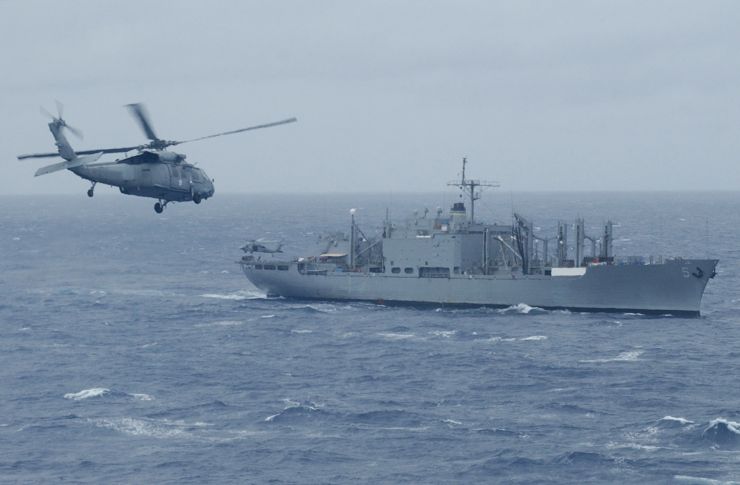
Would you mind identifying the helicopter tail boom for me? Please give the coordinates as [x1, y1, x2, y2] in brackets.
[34, 152, 103, 177]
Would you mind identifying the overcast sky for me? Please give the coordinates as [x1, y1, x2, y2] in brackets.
[2, 0, 739, 195]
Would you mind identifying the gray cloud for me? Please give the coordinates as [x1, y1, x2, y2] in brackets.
[2, 0, 739, 195]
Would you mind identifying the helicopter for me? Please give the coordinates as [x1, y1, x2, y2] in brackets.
[17, 102, 297, 213]
[240, 239, 284, 254]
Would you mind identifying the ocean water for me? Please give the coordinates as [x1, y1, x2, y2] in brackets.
[1, 191, 738, 484]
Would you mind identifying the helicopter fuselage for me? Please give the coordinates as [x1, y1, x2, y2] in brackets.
[71, 151, 214, 204]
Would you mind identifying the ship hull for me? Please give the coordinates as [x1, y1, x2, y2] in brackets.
[241, 259, 718, 317]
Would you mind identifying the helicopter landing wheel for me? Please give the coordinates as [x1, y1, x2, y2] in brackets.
[193, 193, 202, 204]
[154, 202, 164, 214]
[87, 183, 96, 198]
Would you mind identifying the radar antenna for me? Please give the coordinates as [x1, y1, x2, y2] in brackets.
[447, 157, 499, 223]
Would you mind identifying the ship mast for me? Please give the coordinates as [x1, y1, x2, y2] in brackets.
[447, 157, 499, 223]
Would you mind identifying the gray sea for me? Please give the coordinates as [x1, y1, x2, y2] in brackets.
[1, 191, 738, 484]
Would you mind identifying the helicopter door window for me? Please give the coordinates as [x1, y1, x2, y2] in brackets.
[170, 165, 184, 188]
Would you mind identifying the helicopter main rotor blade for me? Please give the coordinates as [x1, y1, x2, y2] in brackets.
[74, 146, 141, 155]
[18, 145, 140, 160]
[18, 151, 63, 160]
[55, 99, 64, 119]
[125, 103, 159, 141]
[173, 117, 297, 145]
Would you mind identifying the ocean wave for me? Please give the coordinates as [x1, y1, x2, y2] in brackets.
[659, 416, 695, 426]
[64, 388, 154, 402]
[485, 335, 547, 343]
[474, 428, 522, 437]
[498, 303, 546, 315]
[89, 417, 198, 439]
[196, 320, 245, 328]
[265, 400, 325, 423]
[486, 336, 517, 343]
[702, 418, 740, 447]
[579, 350, 644, 363]
[430, 330, 456, 338]
[290, 303, 345, 314]
[64, 388, 110, 400]
[605, 441, 660, 451]
[200, 289, 266, 301]
[520, 335, 548, 341]
[674, 475, 732, 485]
[350, 409, 423, 428]
[377, 332, 416, 341]
[552, 450, 613, 466]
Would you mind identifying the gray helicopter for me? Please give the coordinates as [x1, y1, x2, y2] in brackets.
[240, 239, 284, 254]
[18, 102, 296, 213]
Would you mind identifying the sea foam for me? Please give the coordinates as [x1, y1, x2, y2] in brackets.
[200, 289, 266, 301]
[64, 388, 110, 400]
[580, 350, 644, 363]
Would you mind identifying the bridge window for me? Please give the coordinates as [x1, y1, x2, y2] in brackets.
[254, 264, 263, 270]
[391, 267, 401, 274]
[263, 264, 276, 270]
[404, 267, 414, 274]
[277, 265, 289, 271]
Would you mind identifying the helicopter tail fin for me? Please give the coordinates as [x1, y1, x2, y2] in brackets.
[34, 152, 103, 177]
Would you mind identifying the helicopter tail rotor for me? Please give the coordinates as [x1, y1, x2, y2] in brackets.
[40, 101, 84, 140]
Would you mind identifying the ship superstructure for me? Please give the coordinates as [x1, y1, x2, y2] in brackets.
[240, 160, 717, 316]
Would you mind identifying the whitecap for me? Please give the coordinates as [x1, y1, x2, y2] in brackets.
[660, 416, 694, 425]
[64, 388, 110, 400]
[291, 329, 313, 334]
[305, 303, 340, 313]
[260, 314, 276, 319]
[131, 393, 154, 401]
[195, 320, 246, 328]
[377, 332, 416, 340]
[580, 350, 644, 363]
[706, 418, 740, 433]
[200, 289, 266, 301]
[430, 330, 456, 338]
[89, 417, 188, 439]
[606, 441, 660, 451]
[520, 335, 547, 341]
[265, 399, 319, 422]
[486, 336, 517, 343]
[674, 475, 727, 485]
[443, 419, 462, 425]
[210, 320, 244, 327]
[499, 303, 535, 314]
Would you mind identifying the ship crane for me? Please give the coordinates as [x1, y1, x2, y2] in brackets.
[447, 157, 499, 223]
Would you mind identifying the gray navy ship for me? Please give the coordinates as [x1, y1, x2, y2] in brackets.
[240, 159, 717, 317]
